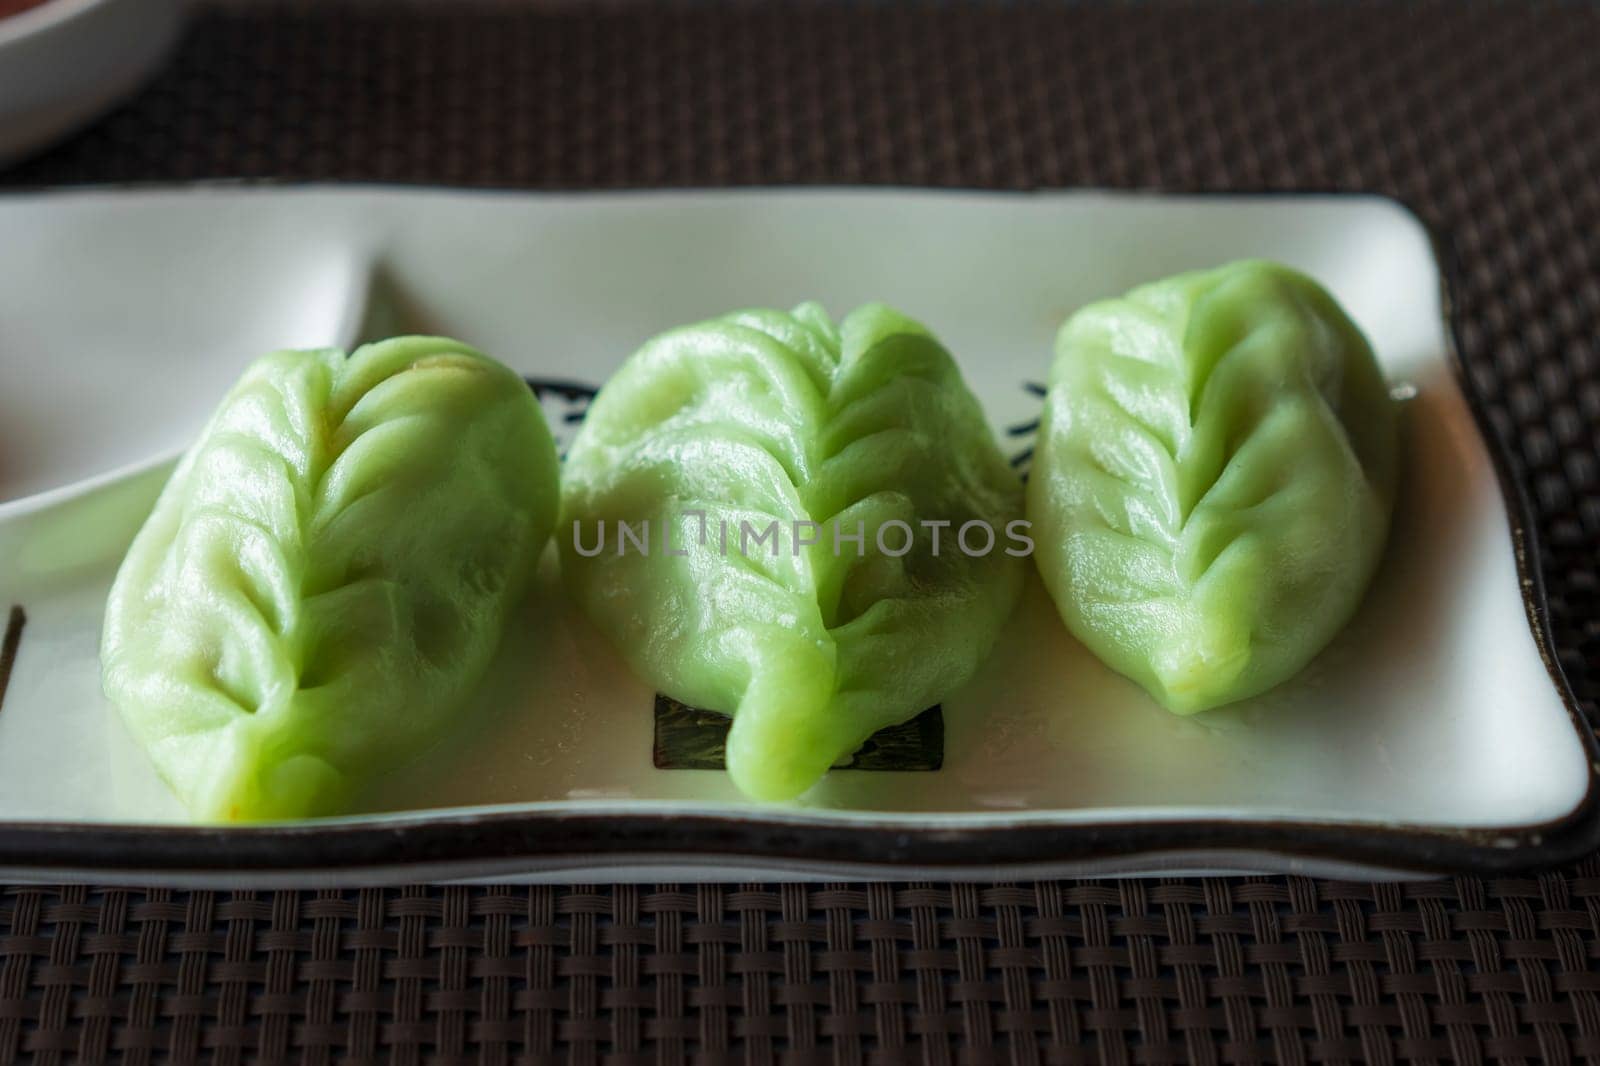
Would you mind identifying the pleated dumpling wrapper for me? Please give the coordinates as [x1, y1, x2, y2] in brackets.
[561, 303, 1026, 801]
[1029, 260, 1400, 713]
[102, 337, 559, 821]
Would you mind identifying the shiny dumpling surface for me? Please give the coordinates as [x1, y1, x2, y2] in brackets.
[561, 303, 1025, 801]
[1028, 260, 1399, 713]
[101, 336, 559, 820]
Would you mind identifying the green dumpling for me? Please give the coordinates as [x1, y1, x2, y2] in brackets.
[561, 303, 1025, 801]
[101, 337, 558, 820]
[1028, 260, 1399, 713]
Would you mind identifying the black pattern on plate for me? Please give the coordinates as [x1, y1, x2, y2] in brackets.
[1007, 381, 1047, 480]
[524, 377, 597, 459]
[654, 694, 944, 772]
[0, 606, 24, 716]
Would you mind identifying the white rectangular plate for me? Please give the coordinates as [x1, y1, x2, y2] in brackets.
[0, 185, 1592, 883]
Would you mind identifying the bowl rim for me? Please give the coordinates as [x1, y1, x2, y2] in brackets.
[0, 0, 112, 48]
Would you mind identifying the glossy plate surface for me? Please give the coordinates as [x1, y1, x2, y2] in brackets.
[0, 186, 1591, 882]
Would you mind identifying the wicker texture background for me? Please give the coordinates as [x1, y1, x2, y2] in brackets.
[4, 1, 1600, 1061]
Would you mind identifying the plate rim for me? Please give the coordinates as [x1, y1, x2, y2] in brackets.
[0, 180, 1593, 880]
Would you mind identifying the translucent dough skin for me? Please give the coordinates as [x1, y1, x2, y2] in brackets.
[101, 337, 558, 821]
[1029, 261, 1399, 713]
[561, 303, 1024, 802]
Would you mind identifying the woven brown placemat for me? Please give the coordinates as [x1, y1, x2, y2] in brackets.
[3, 1, 1600, 1061]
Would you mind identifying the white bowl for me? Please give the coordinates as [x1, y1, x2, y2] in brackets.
[0, 0, 183, 168]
